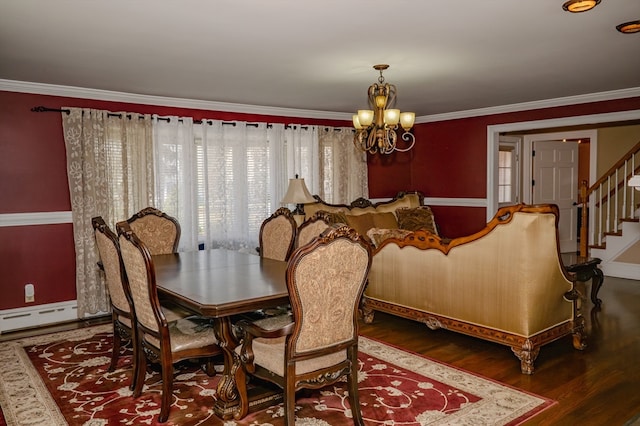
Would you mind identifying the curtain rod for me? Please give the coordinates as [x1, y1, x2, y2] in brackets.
[31, 105, 308, 129]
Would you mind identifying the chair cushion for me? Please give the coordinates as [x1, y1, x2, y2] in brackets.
[396, 206, 438, 235]
[235, 336, 346, 377]
[251, 313, 293, 330]
[161, 303, 193, 322]
[145, 316, 217, 352]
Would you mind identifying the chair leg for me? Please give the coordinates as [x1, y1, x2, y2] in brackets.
[109, 322, 121, 372]
[158, 359, 174, 423]
[284, 373, 296, 426]
[129, 326, 139, 391]
[133, 342, 146, 398]
[348, 348, 364, 426]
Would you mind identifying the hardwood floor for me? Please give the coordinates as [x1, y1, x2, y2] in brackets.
[359, 275, 640, 425]
[2, 276, 638, 425]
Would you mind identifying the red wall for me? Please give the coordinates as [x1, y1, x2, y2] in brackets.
[369, 97, 640, 237]
[2, 89, 640, 311]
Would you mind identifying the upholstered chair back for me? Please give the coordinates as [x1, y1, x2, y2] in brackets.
[126, 207, 180, 255]
[288, 224, 371, 357]
[117, 221, 164, 334]
[92, 217, 132, 316]
[259, 207, 297, 261]
[295, 212, 332, 250]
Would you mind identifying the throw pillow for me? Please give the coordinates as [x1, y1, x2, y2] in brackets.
[314, 210, 348, 225]
[372, 211, 399, 229]
[344, 213, 375, 240]
[396, 206, 438, 235]
[366, 228, 413, 248]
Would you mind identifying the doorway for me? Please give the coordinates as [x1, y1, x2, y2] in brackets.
[522, 130, 595, 253]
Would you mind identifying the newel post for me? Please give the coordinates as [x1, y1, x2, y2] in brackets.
[579, 180, 588, 257]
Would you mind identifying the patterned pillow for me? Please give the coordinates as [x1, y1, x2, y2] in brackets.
[314, 210, 348, 225]
[366, 228, 413, 248]
[396, 206, 438, 235]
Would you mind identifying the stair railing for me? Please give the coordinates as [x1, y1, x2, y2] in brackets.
[579, 140, 640, 257]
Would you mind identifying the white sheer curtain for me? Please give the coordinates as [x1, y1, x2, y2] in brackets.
[152, 116, 198, 251]
[62, 108, 154, 316]
[153, 119, 290, 252]
[318, 127, 369, 203]
[284, 125, 320, 194]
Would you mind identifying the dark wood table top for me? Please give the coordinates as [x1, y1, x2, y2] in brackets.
[153, 249, 289, 318]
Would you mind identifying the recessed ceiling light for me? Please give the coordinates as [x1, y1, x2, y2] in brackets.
[562, 0, 600, 13]
[616, 20, 640, 34]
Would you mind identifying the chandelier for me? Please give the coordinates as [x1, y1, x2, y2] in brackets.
[352, 64, 416, 154]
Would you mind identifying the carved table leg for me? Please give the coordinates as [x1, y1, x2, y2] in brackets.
[212, 317, 240, 419]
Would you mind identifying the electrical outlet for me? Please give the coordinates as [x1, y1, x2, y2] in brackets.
[25, 283, 35, 303]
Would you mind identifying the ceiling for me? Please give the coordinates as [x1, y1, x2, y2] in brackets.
[1, 1, 639, 118]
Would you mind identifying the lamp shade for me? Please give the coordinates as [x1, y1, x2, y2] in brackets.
[281, 177, 315, 205]
[628, 175, 640, 191]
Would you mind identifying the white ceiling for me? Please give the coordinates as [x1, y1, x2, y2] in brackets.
[1, 1, 639, 117]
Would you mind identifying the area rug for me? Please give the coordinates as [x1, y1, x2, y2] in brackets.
[0, 325, 554, 425]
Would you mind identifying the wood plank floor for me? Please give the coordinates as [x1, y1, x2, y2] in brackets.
[359, 275, 640, 425]
[2, 276, 638, 425]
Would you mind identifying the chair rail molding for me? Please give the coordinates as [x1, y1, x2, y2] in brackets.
[0, 211, 73, 227]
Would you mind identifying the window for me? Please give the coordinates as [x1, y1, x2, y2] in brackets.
[498, 137, 521, 206]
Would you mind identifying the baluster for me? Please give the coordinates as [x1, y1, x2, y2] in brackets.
[623, 160, 628, 220]
[614, 168, 619, 232]
[606, 176, 611, 235]
[598, 184, 603, 246]
[633, 154, 637, 219]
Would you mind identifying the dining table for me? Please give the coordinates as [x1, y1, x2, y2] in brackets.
[152, 248, 290, 419]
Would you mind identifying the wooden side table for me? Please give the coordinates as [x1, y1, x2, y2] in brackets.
[564, 257, 604, 307]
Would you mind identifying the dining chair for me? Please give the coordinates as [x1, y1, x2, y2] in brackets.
[116, 221, 222, 423]
[233, 224, 372, 425]
[125, 207, 181, 255]
[258, 207, 297, 261]
[92, 216, 139, 390]
[124, 207, 193, 321]
[294, 210, 333, 249]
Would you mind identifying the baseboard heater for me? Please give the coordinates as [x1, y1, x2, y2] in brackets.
[0, 301, 80, 334]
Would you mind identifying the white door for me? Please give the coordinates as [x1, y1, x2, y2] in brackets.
[532, 141, 579, 253]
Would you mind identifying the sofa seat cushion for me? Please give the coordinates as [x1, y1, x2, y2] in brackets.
[396, 206, 438, 235]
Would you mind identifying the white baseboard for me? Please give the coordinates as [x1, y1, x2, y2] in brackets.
[601, 261, 640, 280]
[0, 301, 79, 334]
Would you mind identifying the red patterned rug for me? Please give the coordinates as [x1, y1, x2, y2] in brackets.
[0, 325, 554, 425]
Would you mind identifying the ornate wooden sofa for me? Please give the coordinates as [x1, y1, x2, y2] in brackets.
[361, 203, 587, 374]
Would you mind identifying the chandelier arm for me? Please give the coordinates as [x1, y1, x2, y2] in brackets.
[392, 132, 416, 152]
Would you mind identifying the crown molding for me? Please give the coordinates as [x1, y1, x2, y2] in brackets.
[0, 79, 351, 121]
[2, 79, 639, 124]
[415, 87, 640, 124]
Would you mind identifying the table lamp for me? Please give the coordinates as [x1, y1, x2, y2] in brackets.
[281, 175, 315, 225]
